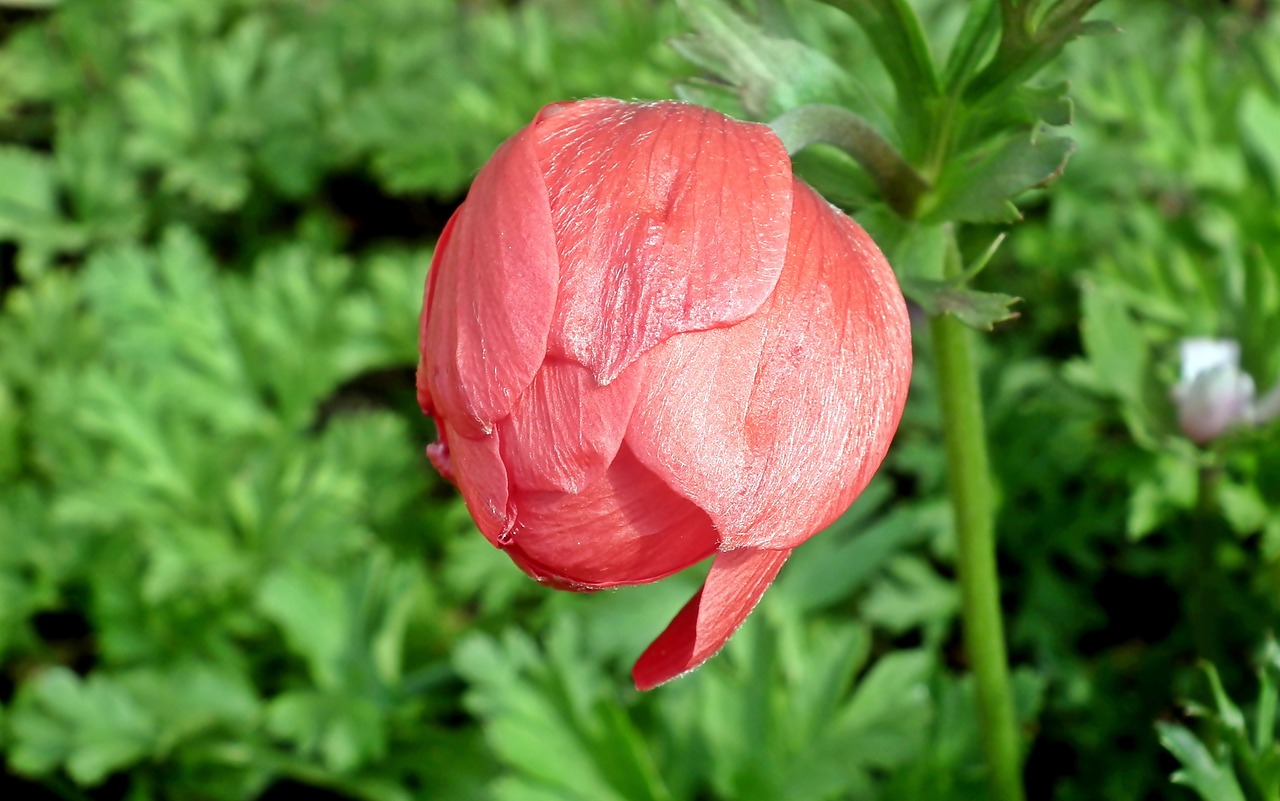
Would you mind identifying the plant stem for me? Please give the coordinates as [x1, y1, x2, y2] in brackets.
[768, 104, 928, 217]
[929, 228, 1025, 801]
[1189, 461, 1222, 663]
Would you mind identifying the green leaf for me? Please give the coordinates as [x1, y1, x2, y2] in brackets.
[926, 132, 1075, 223]
[122, 663, 260, 756]
[120, 32, 251, 210]
[942, 0, 1000, 92]
[1241, 89, 1280, 194]
[901, 276, 1021, 330]
[454, 631, 632, 801]
[53, 105, 144, 243]
[1076, 278, 1149, 405]
[783, 622, 872, 747]
[1257, 639, 1280, 754]
[0, 145, 84, 272]
[825, 650, 934, 768]
[8, 668, 155, 785]
[0, 146, 57, 238]
[964, 0, 1111, 106]
[672, 0, 857, 118]
[266, 691, 387, 773]
[861, 556, 960, 634]
[817, 0, 942, 145]
[257, 564, 351, 690]
[1242, 244, 1280, 390]
[776, 484, 939, 612]
[1202, 664, 1248, 739]
[1126, 453, 1196, 539]
[1158, 721, 1248, 801]
[1218, 481, 1269, 536]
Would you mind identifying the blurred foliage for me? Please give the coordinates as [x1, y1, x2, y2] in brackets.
[1158, 640, 1280, 801]
[1, 1, 1280, 801]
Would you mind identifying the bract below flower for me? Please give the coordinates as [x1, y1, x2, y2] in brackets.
[417, 98, 912, 689]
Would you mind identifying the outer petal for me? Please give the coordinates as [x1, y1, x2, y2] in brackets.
[502, 445, 719, 590]
[626, 179, 912, 550]
[531, 99, 793, 384]
[632, 547, 791, 691]
[437, 423, 511, 547]
[416, 212, 459, 418]
[421, 126, 559, 437]
[497, 357, 644, 494]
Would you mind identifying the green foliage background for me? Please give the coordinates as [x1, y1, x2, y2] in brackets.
[1, 1, 1279, 800]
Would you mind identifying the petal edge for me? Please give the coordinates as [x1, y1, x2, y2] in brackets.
[632, 547, 791, 691]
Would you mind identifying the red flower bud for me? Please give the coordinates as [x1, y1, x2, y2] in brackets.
[417, 98, 912, 689]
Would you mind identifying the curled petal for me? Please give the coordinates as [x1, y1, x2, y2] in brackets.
[498, 358, 644, 493]
[627, 179, 912, 550]
[503, 445, 719, 590]
[421, 129, 559, 437]
[632, 547, 791, 691]
[532, 99, 793, 383]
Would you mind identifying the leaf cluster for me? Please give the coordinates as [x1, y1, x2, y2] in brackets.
[450, 481, 1043, 801]
[0, 0, 687, 274]
[1160, 642, 1280, 801]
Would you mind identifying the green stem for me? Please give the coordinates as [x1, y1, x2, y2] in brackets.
[1189, 461, 1222, 663]
[769, 104, 928, 217]
[928, 228, 1025, 801]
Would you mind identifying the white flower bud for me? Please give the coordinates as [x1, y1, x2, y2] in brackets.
[1171, 338, 1256, 443]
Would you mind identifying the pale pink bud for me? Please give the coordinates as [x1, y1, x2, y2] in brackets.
[1172, 338, 1256, 443]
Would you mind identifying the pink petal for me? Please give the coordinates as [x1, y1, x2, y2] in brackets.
[502, 445, 719, 590]
[632, 547, 791, 691]
[421, 127, 559, 437]
[497, 357, 644, 494]
[531, 99, 793, 384]
[626, 179, 912, 550]
[438, 422, 511, 547]
[416, 212, 460, 419]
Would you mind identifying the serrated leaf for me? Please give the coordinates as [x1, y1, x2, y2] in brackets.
[454, 632, 631, 801]
[0, 145, 84, 271]
[673, 0, 858, 118]
[122, 663, 260, 756]
[825, 650, 934, 769]
[901, 275, 1021, 330]
[927, 132, 1075, 223]
[8, 668, 155, 785]
[862, 556, 960, 633]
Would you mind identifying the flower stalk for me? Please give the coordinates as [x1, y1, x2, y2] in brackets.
[1189, 460, 1224, 664]
[929, 227, 1025, 801]
[768, 104, 928, 217]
